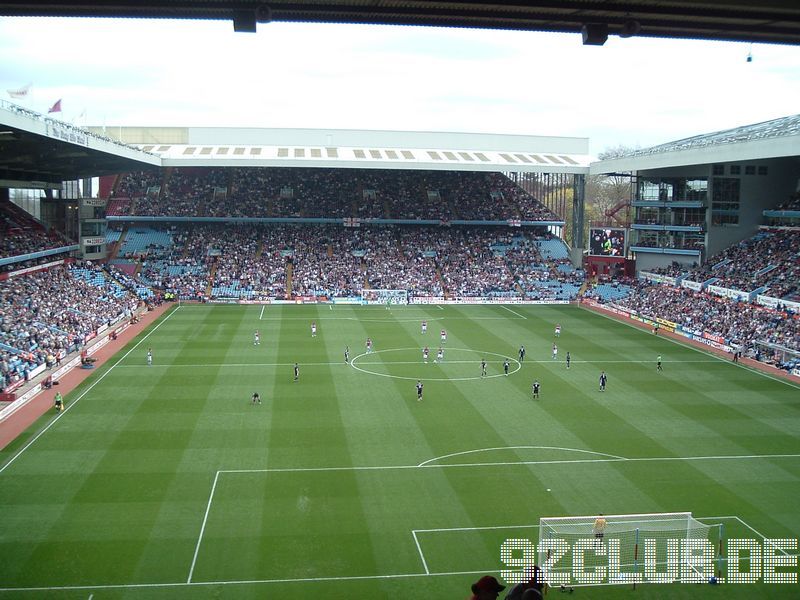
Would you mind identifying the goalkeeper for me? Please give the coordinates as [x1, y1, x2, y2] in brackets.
[593, 514, 607, 540]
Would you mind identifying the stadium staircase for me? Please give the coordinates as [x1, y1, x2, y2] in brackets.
[327, 244, 333, 258]
[362, 258, 370, 290]
[255, 240, 264, 259]
[354, 182, 363, 217]
[109, 173, 121, 197]
[286, 261, 293, 298]
[180, 241, 190, 260]
[206, 262, 218, 297]
[103, 265, 127, 289]
[162, 167, 173, 193]
[509, 193, 525, 220]
[107, 226, 128, 261]
[578, 281, 589, 296]
[382, 197, 391, 218]
[436, 265, 448, 299]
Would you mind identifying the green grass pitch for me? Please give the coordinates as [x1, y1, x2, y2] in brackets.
[1, 304, 798, 599]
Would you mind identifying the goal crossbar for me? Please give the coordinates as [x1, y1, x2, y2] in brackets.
[536, 512, 724, 587]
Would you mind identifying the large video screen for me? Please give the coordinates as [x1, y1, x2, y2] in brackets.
[589, 228, 627, 257]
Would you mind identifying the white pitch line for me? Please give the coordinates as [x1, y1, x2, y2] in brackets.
[415, 524, 541, 534]
[218, 452, 800, 475]
[0, 306, 181, 476]
[733, 516, 792, 555]
[417, 446, 626, 467]
[0, 569, 499, 593]
[411, 531, 430, 575]
[187, 470, 220, 583]
[259, 304, 265, 320]
[499, 305, 527, 319]
[0, 515, 788, 593]
[412, 515, 749, 534]
[113, 358, 722, 369]
[255, 316, 511, 322]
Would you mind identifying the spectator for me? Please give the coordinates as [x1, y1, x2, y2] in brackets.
[469, 575, 505, 600]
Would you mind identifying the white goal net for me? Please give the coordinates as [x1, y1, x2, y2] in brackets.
[537, 512, 723, 587]
[361, 289, 408, 305]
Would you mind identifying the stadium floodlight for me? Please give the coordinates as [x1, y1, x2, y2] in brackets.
[537, 512, 724, 588]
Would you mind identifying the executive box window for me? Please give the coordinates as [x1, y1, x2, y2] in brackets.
[711, 177, 740, 226]
[637, 177, 706, 203]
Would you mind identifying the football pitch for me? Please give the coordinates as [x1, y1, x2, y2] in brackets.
[1, 303, 798, 599]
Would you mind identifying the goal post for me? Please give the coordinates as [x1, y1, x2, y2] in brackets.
[537, 512, 724, 587]
[361, 289, 408, 305]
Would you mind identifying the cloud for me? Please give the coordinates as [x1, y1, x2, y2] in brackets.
[1, 17, 798, 153]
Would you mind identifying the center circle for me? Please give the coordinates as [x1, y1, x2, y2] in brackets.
[350, 347, 522, 381]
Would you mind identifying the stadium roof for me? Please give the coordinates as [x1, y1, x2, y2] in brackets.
[0, 101, 159, 188]
[95, 126, 591, 174]
[589, 113, 800, 173]
[0, 1, 799, 45]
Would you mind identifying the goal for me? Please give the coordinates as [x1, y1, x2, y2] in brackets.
[537, 512, 724, 587]
[361, 289, 408, 305]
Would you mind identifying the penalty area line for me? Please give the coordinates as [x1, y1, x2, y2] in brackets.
[0, 569, 506, 593]
[218, 451, 800, 475]
[411, 531, 430, 574]
[187, 470, 220, 583]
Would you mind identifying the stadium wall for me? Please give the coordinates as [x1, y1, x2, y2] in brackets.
[633, 252, 699, 273]
[706, 157, 799, 256]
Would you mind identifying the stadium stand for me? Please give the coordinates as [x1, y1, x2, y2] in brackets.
[680, 229, 799, 298]
[113, 167, 560, 221]
[0, 263, 140, 391]
[614, 284, 799, 356]
[0, 202, 65, 259]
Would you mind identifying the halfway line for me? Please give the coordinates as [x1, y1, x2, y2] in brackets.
[113, 359, 721, 369]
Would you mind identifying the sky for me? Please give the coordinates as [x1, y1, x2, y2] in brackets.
[1, 17, 799, 156]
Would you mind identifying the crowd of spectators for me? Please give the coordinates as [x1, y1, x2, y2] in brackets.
[641, 229, 799, 300]
[1, 203, 67, 259]
[114, 170, 162, 201]
[0, 262, 140, 391]
[105, 223, 577, 300]
[773, 192, 800, 212]
[647, 260, 698, 278]
[677, 229, 799, 297]
[614, 284, 800, 356]
[108, 168, 560, 222]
